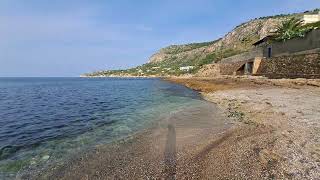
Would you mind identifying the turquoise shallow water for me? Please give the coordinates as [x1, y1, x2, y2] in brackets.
[0, 77, 205, 179]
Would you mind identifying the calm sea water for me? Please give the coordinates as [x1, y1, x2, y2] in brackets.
[0, 78, 204, 179]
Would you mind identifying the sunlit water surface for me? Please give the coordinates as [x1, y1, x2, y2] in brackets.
[0, 78, 206, 179]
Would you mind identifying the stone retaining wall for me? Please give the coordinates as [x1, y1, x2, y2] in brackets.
[255, 53, 320, 79]
[196, 61, 250, 77]
[219, 61, 248, 75]
[195, 64, 221, 77]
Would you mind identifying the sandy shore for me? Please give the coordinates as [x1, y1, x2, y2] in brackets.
[168, 76, 320, 179]
[26, 76, 320, 179]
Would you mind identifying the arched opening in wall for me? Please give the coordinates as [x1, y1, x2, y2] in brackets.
[245, 62, 254, 75]
[235, 62, 254, 75]
[236, 64, 245, 75]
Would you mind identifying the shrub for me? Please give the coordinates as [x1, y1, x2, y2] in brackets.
[274, 17, 319, 42]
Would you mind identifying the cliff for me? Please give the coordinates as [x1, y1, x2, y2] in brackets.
[147, 13, 305, 64]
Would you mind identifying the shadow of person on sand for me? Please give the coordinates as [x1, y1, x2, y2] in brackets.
[163, 123, 177, 180]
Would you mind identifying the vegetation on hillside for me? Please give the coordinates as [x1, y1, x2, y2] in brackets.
[163, 40, 219, 54]
[274, 17, 320, 41]
[84, 48, 242, 77]
[84, 9, 320, 77]
[274, 18, 305, 41]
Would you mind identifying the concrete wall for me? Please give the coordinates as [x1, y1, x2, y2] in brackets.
[219, 48, 263, 64]
[303, 13, 320, 24]
[264, 29, 320, 57]
[252, 57, 263, 74]
[255, 53, 320, 79]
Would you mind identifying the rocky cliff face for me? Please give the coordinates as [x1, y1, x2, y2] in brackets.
[148, 15, 299, 64]
[148, 42, 214, 64]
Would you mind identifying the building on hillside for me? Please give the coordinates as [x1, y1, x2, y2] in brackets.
[252, 35, 274, 47]
[303, 12, 320, 25]
[151, 66, 160, 70]
[212, 29, 320, 78]
[179, 66, 194, 71]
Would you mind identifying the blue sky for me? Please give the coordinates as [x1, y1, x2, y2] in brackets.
[0, 0, 319, 77]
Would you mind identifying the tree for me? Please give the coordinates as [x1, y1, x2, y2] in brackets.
[274, 18, 305, 41]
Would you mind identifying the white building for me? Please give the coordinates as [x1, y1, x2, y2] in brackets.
[303, 12, 320, 25]
[179, 66, 194, 71]
[151, 66, 160, 70]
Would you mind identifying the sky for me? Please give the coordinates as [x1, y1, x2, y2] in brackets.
[0, 0, 319, 77]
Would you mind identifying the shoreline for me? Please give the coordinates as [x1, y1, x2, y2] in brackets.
[166, 76, 320, 179]
[27, 100, 233, 179]
[80, 75, 165, 78]
[21, 76, 320, 179]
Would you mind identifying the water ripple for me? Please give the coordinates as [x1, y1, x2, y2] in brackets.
[0, 77, 202, 178]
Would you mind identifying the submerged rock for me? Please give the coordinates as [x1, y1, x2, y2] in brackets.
[42, 155, 50, 161]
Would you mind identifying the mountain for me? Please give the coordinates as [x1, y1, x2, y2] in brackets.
[83, 10, 318, 77]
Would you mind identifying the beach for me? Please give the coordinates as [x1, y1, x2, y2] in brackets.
[26, 102, 232, 179]
[19, 76, 320, 179]
[169, 76, 320, 179]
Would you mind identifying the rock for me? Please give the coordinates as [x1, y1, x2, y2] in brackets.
[42, 155, 50, 161]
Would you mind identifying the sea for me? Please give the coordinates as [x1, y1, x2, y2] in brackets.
[0, 77, 206, 179]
